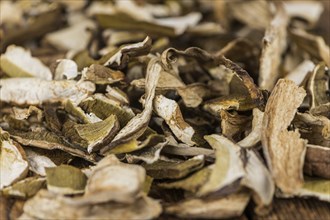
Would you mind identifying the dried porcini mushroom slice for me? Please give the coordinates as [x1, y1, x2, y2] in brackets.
[0, 78, 95, 105]
[25, 148, 56, 176]
[100, 58, 162, 153]
[154, 95, 197, 146]
[74, 114, 120, 153]
[0, 130, 28, 189]
[143, 155, 204, 179]
[165, 191, 250, 219]
[1, 177, 46, 199]
[220, 110, 252, 141]
[237, 108, 264, 148]
[103, 36, 152, 69]
[259, 4, 288, 91]
[0, 45, 52, 80]
[20, 190, 162, 220]
[261, 79, 307, 194]
[304, 145, 330, 179]
[295, 177, 330, 202]
[292, 112, 330, 146]
[82, 64, 125, 84]
[45, 165, 87, 195]
[307, 63, 330, 110]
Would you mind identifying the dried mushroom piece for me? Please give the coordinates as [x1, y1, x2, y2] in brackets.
[158, 166, 212, 193]
[103, 36, 152, 69]
[0, 78, 95, 105]
[291, 29, 330, 67]
[295, 177, 330, 202]
[0, 45, 52, 80]
[293, 112, 330, 146]
[165, 191, 250, 219]
[143, 155, 204, 179]
[1, 177, 46, 199]
[154, 95, 196, 146]
[82, 64, 125, 85]
[10, 129, 98, 163]
[74, 161, 146, 204]
[54, 59, 78, 80]
[197, 135, 244, 197]
[259, 5, 288, 90]
[0, 130, 28, 189]
[45, 165, 87, 195]
[237, 108, 264, 148]
[126, 140, 167, 164]
[20, 190, 162, 220]
[261, 79, 307, 194]
[220, 110, 251, 141]
[304, 144, 330, 179]
[307, 63, 330, 110]
[74, 114, 120, 153]
[25, 148, 56, 176]
[101, 58, 162, 153]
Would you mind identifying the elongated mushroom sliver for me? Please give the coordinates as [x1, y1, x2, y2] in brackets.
[261, 79, 307, 194]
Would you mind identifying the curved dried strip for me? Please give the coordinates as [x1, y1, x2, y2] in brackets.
[220, 110, 251, 141]
[307, 63, 330, 110]
[198, 135, 245, 197]
[82, 64, 125, 85]
[238, 108, 264, 148]
[304, 144, 330, 179]
[0, 78, 95, 105]
[103, 36, 152, 69]
[100, 58, 162, 153]
[259, 5, 288, 90]
[295, 177, 330, 202]
[261, 79, 307, 194]
[154, 95, 196, 146]
[241, 150, 275, 215]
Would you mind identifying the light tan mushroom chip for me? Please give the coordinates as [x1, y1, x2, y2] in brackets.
[259, 5, 288, 90]
[0, 130, 28, 189]
[154, 95, 196, 146]
[0, 78, 95, 105]
[198, 135, 245, 197]
[261, 79, 307, 194]
[165, 191, 250, 219]
[0, 45, 52, 80]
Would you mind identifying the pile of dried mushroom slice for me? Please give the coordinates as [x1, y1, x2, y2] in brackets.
[0, 0, 329, 219]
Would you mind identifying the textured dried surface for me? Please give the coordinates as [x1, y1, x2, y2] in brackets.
[262, 79, 307, 194]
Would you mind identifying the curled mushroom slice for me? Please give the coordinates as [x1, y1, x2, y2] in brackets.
[220, 110, 251, 141]
[101, 58, 162, 153]
[0, 130, 28, 189]
[74, 114, 120, 153]
[103, 36, 152, 69]
[197, 135, 245, 197]
[295, 177, 330, 202]
[259, 5, 288, 91]
[307, 63, 330, 110]
[0, 45, 52, 80]
[0, 78, 95, 105]
[261, 79, 307, 194]
[238, 108, 264, 148]
[304, 144, 330, 179]
[154, 95, 196, 146]
[82, 64, 125, 84]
